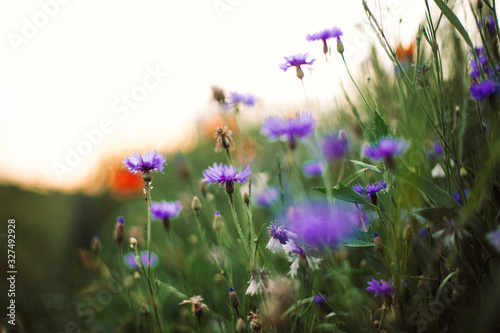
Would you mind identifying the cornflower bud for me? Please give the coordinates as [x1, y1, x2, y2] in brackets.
[248, 309, 262, 331]
[114, 216, 125, 244]
[192, 196, 201, 212]
[213, 211, 224, 232]
[130, 237, 137, 250]
[90, 236, 101, 256]
[229, 287, 239, 310]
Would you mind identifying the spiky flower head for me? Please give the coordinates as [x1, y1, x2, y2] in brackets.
[266, 222, 296, 253]
[214, 126, 235, 152]
[366, 278, 394, 297]
[279, 53, 316, 79]
[246, 266, 273, 295]
[179, 295, 208, 318]
[261, 113, 315, 149]
[202, 163, 252, 195]
[282, 241, 320, 278]
[247, 309, 262, 331]
[306, 27, 343, 54]
[123, 150, 166, 181]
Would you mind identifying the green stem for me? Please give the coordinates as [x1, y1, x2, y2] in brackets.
[341, 54, 374, 116]
[228, 194, 251, 257]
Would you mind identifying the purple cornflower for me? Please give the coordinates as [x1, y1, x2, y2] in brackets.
[282, 241, 320, 278]
[362, 138, 408, 166]
[366, 278, 394, 297]
[152, 200, 182, 220]
[321, 130, 348, 161]
[255, 187, 280, 207]
[123, 150, 166, 180]
[306, 27, 343, 54]
[202, 163, 251, 195]
[366, 180, 387, 196]
[470, 79, 496, 100]
[486, 226, 500, 252]
[124, 251, 159, 269]
[152, 200, 182, 230]
[228, 92, 257, 108]
[352, 184, 365, 195]
[481, 16, 496, 32]
[261, 113, 315, 149]
[266, 222, 296, 253]
[470, 47, 488, 79]
[313, 295, 327, 306]
[302, 160, 323, 177]
[286, 201, 368, 248]
[279, 53, 316, 80]
[452, 190, 469, 203]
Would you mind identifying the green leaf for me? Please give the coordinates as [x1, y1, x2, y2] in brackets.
[406, 207, 452, 226]
[365, 251, 391, 276]
[433, 0, 474, 49]
[314, 183, 372, 205]
[396, 164, 461, 210]
[373, 110, 389, 139]
[350, 160, 383, 175]
[344, 239, 375, 248]
[341, 167, 370, 185]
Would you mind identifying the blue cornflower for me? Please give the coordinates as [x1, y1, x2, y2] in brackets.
[302, 160, 323, 177]
[486, 226, 500, 252]
[152, 200, 182, 230]
[366, 180, 387, 196]
[261, 113, 315, 149]
[255, 187, 280, 207]
[362, 138, 408, 166]
[470, 47, 488, 79]
[313, 295, 327, 306]
[202, 163, 251, 195]
[352, 184, 365, 195]
[452, 190, 469, 203]
[124, 251, 159, 269]
[286, 201, 369, 248]
[306, 27, 343, 54]
[366, 278, 394, 297]
[470, 79, 496, 100]
[321, 130, 348, 161]
[123, 150, 166, 180]
[279, 53, 316, 79]
[266, 222, 296, 253]
[228, 92, 257, 108]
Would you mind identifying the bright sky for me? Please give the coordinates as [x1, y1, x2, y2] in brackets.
[0, 0, 424, 191]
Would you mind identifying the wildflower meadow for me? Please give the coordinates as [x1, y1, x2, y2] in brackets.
[4, 1, 500, 332]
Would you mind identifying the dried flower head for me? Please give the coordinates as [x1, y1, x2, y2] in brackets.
[214, 126, 235, 152]
[179, 295, 208, 318]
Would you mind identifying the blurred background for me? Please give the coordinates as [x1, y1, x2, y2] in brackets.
[0, 0, 431, 331]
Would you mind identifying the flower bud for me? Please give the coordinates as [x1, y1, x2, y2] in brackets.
[236, 318, 246, 332]
[192, 196, 201, 212]
[130, 237, 137, 250]
[243, 192, 250, 207]
[225, 181, 235, 195]
[213, 211, 224, 232]
[133, 271, 141, 281]
[142, 171, 152, 183]
[296, 66, 304, 80]
[90, 236, 101, 256]
[114, 216, 125, 244]
[404, 225, 413, 244]
[123, 275, 134, 289]
[229, 287, 239, 310]
[336, 37, 344, 54]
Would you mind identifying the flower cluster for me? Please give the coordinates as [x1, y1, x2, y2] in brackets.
[261, 113, 315, 149]
[469, 47, 498, 100]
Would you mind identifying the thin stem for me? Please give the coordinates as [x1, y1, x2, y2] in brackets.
[341, 54, 374, 116]
[228, 194, 251, 257]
